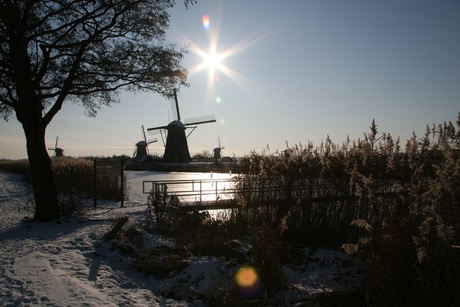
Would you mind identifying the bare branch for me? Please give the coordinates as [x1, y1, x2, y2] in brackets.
[1, 0, 187, 122]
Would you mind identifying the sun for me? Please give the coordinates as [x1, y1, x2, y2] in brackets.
[185, 14, 232, 80]
[183, 13, 265, 99]
[202, 49, 223, 77]
[203, 51, 221, 71]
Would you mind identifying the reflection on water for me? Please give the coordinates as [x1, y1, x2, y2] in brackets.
[126, 171, 236, 203]
[127, 171, 239, 219]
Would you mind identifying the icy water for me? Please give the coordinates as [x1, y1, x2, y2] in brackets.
[126, 171, 236, 203]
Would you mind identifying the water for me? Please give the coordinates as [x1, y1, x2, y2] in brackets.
[126, 171, 236, 203]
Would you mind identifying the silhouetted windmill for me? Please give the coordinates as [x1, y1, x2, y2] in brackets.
[133, 125, 157, 163]
[213, 137, 225, 162]
[147, 90, 216, 163]
[48, 136, 64, 157]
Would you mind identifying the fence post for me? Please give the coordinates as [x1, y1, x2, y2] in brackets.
[120, 159, 124, 208]
[93, 159, 97, 207]
[200, 180, 202, 203]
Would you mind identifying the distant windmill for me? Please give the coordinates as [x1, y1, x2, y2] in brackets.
[133, 125, 157, 163]
[213, 137, 225, 162]
[147, 90, 216, 163]
[48, 136, 64, 157]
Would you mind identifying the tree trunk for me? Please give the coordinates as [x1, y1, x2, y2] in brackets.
[22, 122, 61, 221]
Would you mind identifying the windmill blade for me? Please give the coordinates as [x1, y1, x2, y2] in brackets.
[159, 130, 166, 146]
[55, 136, 59, 149]
[147, 138, 158, 144]
[147, 125, 169, 131]
[184, 114, 216, 126]
[147, 128, 167, 146]
[142, 125, 147, 142]
[173, 89, 181, 121]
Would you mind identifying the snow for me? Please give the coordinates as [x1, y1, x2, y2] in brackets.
[0, 169, 363, 306]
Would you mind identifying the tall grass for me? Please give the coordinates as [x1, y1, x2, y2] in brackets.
[144, 115, 458, 304]
[0, 156, 127, 203]
[113, 115, 459, 305]
[233, 115, 460, 305]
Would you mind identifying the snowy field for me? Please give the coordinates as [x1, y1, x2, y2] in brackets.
[0, 169, 363, 306]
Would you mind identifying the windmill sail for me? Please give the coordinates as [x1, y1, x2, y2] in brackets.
[213, 137, 224, 161]
[147, 125, 169, 132]
[184, 115, 216, 126]
[48, 136, 64, 157]
[133, 126, 157, 162]
[173, 89, 181, 121]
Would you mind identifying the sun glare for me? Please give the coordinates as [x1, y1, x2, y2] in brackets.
[179, 12, 283, 104]
[203, 50, 223, 76]
[185, 14, 230, 80]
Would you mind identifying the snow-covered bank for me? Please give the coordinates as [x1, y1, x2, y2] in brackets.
[0, 169, 363, 306]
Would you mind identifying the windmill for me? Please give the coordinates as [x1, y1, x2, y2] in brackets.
[147, 90, 216, 163]
[48, 136, 64, 157]
[133, 125, 157, 163]
[213, 137, 225, 162]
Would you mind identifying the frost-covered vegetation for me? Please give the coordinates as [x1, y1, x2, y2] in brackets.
[229, 116, 460, 306]
[148, 116, 460, 304]
[0, 157, 127, 216]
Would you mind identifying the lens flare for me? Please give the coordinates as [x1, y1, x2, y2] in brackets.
[202, 15, 210, 31]
[236, 266, 258, 287]
[235, 266, 261, 297]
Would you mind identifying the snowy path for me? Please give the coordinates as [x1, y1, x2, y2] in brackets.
[0, 169, 364, 306]
[0, 170, 182, 306]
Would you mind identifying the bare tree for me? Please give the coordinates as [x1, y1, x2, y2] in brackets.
[0, 0, 193, 221]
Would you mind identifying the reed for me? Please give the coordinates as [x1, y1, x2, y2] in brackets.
[231, 116, 459, 305]
[145, 115, 458, 303]
[0, 156, 127, 204]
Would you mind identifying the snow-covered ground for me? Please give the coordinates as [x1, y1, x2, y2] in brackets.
[0, 169, 363, 306]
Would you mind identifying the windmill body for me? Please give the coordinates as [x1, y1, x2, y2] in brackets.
[213, 147, 221, 160]
[133, 126, 157, 162]
[213, 137, 224, 162]
[48, 136, 64, 157]
[163, 120, 191, 163]
[54, 148, 64, 157]
[147, 90, 216, 163]
[133, 141, 149, 162]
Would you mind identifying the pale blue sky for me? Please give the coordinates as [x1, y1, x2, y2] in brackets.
[1, 0, 459, 159]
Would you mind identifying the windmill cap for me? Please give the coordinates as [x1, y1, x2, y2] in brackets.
[136, 141, 148, 146]
[167, 120, 186, 129]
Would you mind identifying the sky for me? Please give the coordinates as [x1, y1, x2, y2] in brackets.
[1, 0, 460, 159]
